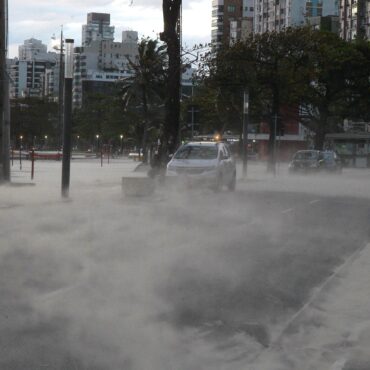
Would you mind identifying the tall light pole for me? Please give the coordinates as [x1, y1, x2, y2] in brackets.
[19, 135, 23, 170]
[96, 134, 100, 152]
[52, 26, 64, 149]
[120, 134, 123, 155]
[61, 39, 74, 198]
[0, 0, 10, 181]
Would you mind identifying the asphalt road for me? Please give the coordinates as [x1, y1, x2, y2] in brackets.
[154, 185, 369, 338]
[0, 162, 369, 369]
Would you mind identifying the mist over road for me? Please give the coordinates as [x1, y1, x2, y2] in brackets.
[0, 160, 369, 369]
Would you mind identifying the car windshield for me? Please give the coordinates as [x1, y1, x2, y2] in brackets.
[294, 151, 318, 160]
[174, 145, 218, 160]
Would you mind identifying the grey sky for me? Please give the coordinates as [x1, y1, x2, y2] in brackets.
[8, 0, 211, 57]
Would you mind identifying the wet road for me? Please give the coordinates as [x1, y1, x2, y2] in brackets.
[0, 164, 369, 369]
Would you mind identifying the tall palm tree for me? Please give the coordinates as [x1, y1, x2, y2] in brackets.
[120, 38, 167, 163]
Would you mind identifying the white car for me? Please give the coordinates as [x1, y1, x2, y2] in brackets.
[166, 141, 236, 191]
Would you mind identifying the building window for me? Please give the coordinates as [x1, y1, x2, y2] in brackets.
[227, 4, 236, 12]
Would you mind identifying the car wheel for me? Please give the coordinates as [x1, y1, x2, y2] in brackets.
[228, 172, 236, 191]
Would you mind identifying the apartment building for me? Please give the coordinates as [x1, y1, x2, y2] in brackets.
[9, 39, 60, 99]
[253, 0, 339, 33]
[339, 0, 370, 40]
[212, 0, 244, 48]
[73, 13, 139, 107]
[82, 13, 115, 47]
[240, 0, 255, 40]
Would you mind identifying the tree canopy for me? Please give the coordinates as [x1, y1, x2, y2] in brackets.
[119, 37, 167, 161]
[197, 27, 370, 151]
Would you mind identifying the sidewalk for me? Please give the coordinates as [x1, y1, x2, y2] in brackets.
[0, 158, 139, 206]
[250, 242, 370, 370]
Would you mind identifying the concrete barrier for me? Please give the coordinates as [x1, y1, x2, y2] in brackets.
[122, 175, 155, 197]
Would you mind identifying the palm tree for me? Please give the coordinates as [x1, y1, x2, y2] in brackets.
[120, 37, 167, 163]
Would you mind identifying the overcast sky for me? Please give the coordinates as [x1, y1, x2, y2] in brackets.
[8, 0, 211, 58]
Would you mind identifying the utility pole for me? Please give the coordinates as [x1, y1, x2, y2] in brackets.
[242, 89, 249, 178]
[0, 0, 10, 182]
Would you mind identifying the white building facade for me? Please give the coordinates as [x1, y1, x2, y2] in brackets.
[82, 13, 115, 47]
[73, 13, 139, 107]
[9, 39, 60, 99]
[339, 0, 370, 40]
[253, 0, 339, 33]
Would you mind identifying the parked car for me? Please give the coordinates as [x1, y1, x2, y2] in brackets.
[288, 150, 324, 173]
[289, 150, 342, 173]
[166, 141, 236, 190]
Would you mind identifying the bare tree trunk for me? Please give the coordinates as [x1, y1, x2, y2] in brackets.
[314, 123, 326, 150]
[141, 87, 149, 163]
[159, 0, 181, 167]
[267, 85, 279, 174]
[314, 110, 328, 150]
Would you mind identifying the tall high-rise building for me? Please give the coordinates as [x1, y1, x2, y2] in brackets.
[211, 0, 243, 49]
[253, 0, 339, 33]
[10, 38, 59, 99]
[74, 13, 139, 107]
[82, 13, 115, 47]
[19, 38, 47, 60]
[339, 0, 370, 40]
[240, 0, 255, 40]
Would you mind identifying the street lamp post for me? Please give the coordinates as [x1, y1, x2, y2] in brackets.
[52, 26, 64, 149]
[61, 39, 74, 198]
[19, 135, 23, 170]
[95, 134, 100, 152]
[120, 134, 123, 155]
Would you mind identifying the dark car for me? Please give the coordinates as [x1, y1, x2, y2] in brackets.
[288, 150, 324, 173]
[289, 150, 342, 173]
